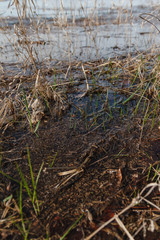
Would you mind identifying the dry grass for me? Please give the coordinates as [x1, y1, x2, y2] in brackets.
[0, 1, 160, 239]
[1, 51, 160, 133]
[85, 178, 160, 240]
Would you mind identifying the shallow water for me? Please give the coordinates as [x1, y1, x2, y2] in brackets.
[0, 0, 160, 64]
[0, 0, 160, 17]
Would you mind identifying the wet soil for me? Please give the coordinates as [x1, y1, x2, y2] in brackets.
[0, 2, 160, 238]
[0, 100, 160, 239]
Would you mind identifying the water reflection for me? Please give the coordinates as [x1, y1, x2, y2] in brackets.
[0, 0, 160, 17]
[0, 0, 160, 64]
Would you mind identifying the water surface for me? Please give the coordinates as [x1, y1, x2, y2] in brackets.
[0, 0, 160, 64]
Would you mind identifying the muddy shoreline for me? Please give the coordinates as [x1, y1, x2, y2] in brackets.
[1, 56, 160, 239]
[1, 98, 160, 239]
[0, 1, 160, 239]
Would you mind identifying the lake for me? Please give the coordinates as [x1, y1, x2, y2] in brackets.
[0, 0, 160, 64]
[0, 0, 160, 17]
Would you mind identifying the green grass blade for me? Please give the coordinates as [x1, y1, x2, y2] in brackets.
[122, 88, 140, 105]
[16, 162, 32, 199]
[134, 82, 150, 114]
[49, 153, 57, 168]
[27, 146, 38, 209]
[19, 181, 26, 235]
[3, 194, 13, 204]
[60, 214, 84, 240]
[0, 170, 20, 184]
[27, 146, 35, 191]
[34, 120, 40, 133]
[35, 161, 44, 187]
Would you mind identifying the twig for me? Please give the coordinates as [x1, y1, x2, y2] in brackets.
[115, 214, 134, 240]
[139, 13, 160, 33]
[84, 198, 139, 240]
[82, 64, 89, 91]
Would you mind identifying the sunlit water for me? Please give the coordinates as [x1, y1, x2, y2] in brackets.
[0, 0, 160, 64]
[0, 0, 160, 17]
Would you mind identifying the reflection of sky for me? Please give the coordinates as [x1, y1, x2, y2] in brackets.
[0, 0, 160, 64]
[0, 0, 160, 17]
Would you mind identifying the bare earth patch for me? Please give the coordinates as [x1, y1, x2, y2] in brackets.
[0, 105, 160, 239]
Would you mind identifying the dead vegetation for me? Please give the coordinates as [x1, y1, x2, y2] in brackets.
[0, 0, 160, 240]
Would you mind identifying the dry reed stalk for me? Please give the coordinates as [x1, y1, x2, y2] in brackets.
[85, 181, 160, 240]
[82, 64, 89, 91]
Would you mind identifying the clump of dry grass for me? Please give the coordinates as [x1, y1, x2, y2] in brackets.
[0, 0, 158, 133]
[31, 69, 68, 124]
[0, 2, 160, 239]
[85, 173, 160, 240]
[0, 193, 21, 239]
[0, 85, 23, 131]
[0, 50, 160, 132]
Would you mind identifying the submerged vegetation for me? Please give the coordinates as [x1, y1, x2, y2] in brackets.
[0, 0, 160, 239]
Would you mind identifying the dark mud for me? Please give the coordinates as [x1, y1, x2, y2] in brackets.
[0, 91, 160, 239]
[0, 2, 160, 238]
